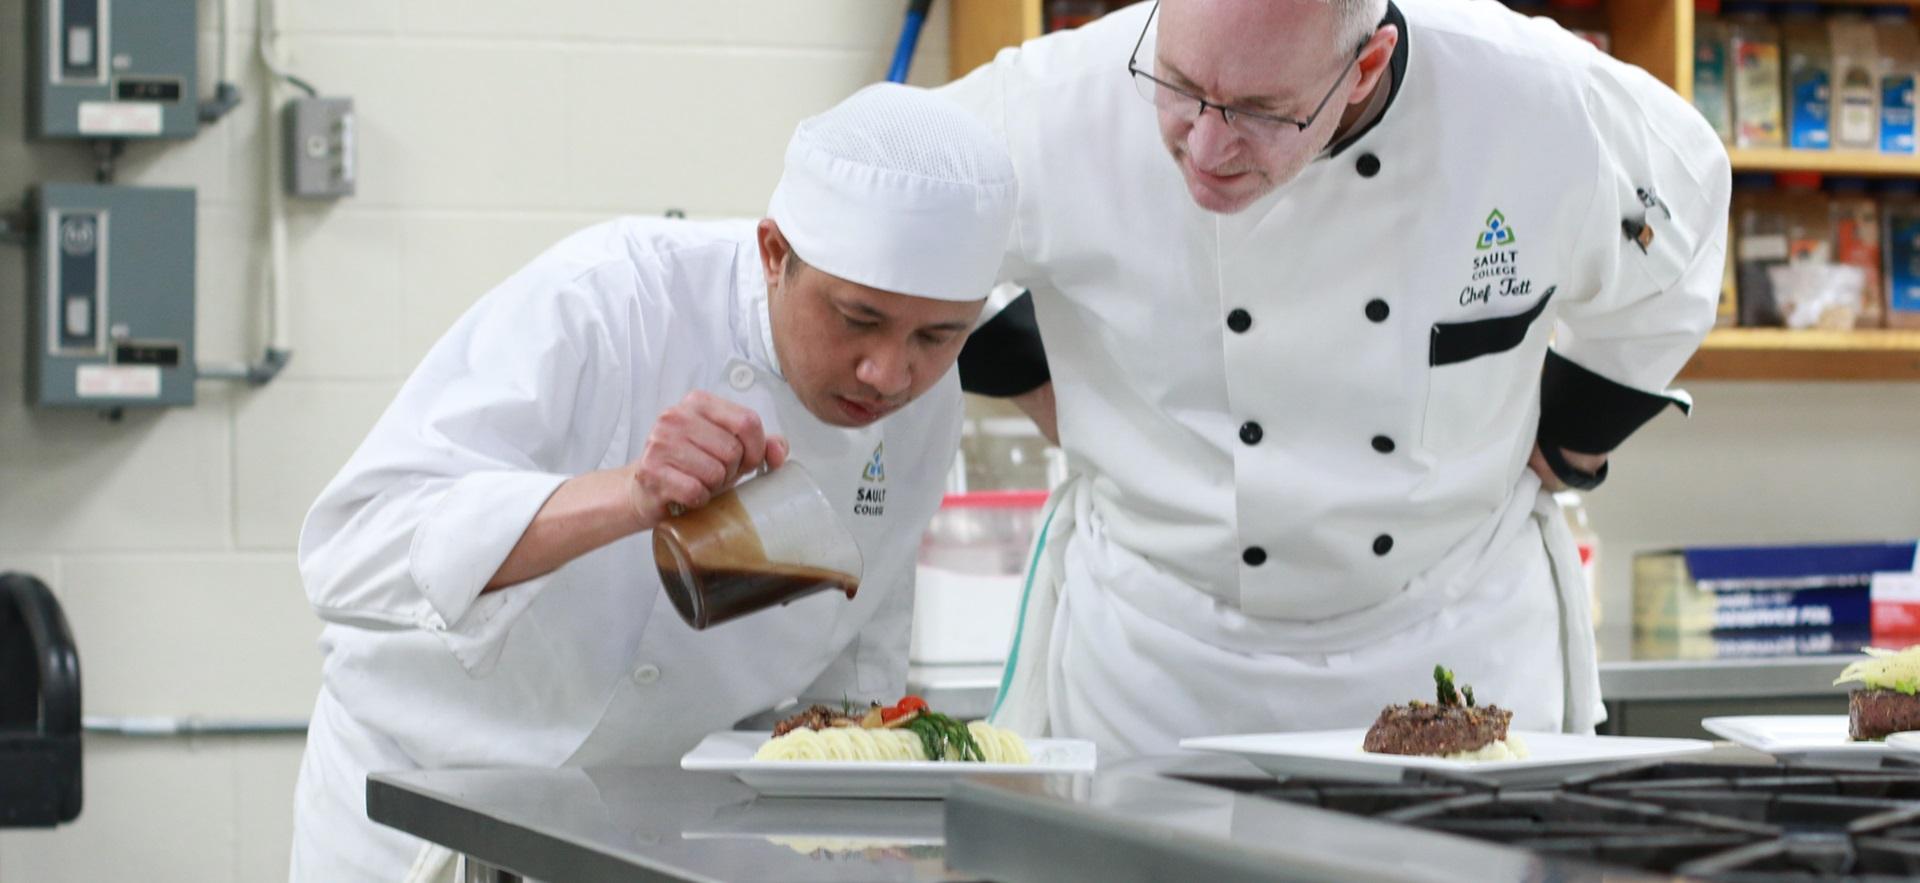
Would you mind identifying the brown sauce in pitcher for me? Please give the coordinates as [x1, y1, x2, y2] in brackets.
[653, 493, 860, 630]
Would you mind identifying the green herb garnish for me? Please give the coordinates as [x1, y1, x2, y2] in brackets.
[904, 711, 985, 762]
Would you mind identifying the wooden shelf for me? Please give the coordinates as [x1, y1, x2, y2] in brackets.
[1680, 328, 1920, 379]
[1729, 147, 1920, 177]
[951, 0, 1041, 80]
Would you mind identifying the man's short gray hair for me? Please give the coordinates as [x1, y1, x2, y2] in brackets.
[1330, 0, 1389, 50]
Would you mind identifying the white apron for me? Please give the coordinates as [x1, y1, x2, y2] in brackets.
[992, 470, 1602, 756]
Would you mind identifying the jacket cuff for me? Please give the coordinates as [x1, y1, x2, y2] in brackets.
[959, 289, 1050, 397]
[1539, 349, 1691, 454]
[409, 470, 569, 674]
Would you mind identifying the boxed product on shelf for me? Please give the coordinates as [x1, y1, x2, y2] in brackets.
[1875, 9, 1919, 154]
[1882, 179, 1920, 328]
[1831, 13, 1879, 151]
[1783, 5, 1833, 151]
[1634, 540, 1918, 635]
[1728, 3, 1786, 148]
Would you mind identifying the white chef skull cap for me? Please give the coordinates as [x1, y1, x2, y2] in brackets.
[768, 82, 1017, 302]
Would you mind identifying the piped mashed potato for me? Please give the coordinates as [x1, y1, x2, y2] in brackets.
[1440, 733, 1530, 762]
[754, 720, 1032, 764]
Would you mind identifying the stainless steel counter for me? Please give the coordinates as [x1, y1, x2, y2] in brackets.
[367, 764, 972, 882]
[374, 749, 1792, 882]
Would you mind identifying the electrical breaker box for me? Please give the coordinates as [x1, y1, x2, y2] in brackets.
[29, 184, 196, 409]
[30, 0, 200, 139]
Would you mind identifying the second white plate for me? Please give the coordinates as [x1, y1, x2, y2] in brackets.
[1179, 729, 1714, 784]
[1700, 715, 1888, 763]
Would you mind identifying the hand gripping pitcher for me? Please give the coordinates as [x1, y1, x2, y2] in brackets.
[652, 463, 864, 630]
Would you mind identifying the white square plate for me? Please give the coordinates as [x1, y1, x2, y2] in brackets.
[1883, 731, 1920, 757]
[1701, 715, 1888, 763]
[1179, 730, 1714, 784]
[680, 731, 1097, 798]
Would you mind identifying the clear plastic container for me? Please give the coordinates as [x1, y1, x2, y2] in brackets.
[911, 490, 1049, 665]
[1733, 173, 1791, 326]
[1555, 491, 1602, 627]
[1829, 177, 1884, 328]
[1830, 13, 1881, 151]
[1695, 0, 1736, 144]
[1775, 172, 1861, 329]
[1782, 5, 1833, 150]
[1728, 3, 1785, 148]
[962, 417, 1058, 492]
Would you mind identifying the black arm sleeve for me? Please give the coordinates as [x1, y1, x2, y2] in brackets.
[958, 289, 1050, 397]
[1537, 349, 1690, 455]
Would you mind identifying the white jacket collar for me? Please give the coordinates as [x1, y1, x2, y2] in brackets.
[730, 231, 785, 381]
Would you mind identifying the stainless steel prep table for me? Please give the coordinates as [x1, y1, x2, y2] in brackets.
[368, 750, 1802, 882]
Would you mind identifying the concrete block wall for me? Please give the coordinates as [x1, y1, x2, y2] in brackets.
[0, 0, 947, 878]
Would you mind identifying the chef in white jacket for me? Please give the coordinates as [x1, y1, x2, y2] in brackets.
[941, 0, 1730, 754]
[288, 83, 1016, 882]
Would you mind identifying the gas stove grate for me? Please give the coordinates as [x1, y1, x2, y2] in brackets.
[1169, 758, 1920, 881]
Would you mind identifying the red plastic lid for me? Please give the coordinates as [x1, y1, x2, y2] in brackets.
[1776, 172, 1823, 190]
[941, 490, 1050, 509]
[1695, 0, 1720, 13]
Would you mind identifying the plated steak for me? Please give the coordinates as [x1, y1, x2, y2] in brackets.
[1849, 689, 1920, 742]
[1362, 701, 1513, 756]
[1362, 665, 1514, 757]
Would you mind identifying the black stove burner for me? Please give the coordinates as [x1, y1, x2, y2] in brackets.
[1170, 758, 1920, 882]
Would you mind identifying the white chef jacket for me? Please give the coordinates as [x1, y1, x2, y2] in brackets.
[942, 0, 1729, 750]
[288, 217, 962, 882]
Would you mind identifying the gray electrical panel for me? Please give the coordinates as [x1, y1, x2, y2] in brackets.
[30, 0, 200, 139]
[29, 184, 196, 409]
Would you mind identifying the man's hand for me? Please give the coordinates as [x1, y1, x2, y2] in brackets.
[485, 393, 788, 592]
[1528, 443, 1608, 492]
[1011, 381, 1060, 446]
[627, 391, 790, 528]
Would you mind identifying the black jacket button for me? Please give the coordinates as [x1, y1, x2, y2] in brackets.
[1356, 153, 1381, 178]
[1371, 435, 1395, 454]
[1227, 309, 1252, 333]
[1373, 534, 1394, 556]
[1239, 421, 1263, 445]
[1365, 299, 1390, 323]
[1243, 546, 1267, 566]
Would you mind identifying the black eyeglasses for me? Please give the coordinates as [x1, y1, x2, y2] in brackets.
[1126, 0, 1365, 140]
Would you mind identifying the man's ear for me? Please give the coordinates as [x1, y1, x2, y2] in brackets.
[757, 218, 792, 285]
[1349, 24, 1399, 106]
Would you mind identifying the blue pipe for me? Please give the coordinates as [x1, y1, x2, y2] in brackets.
[887, 0, 935, 83]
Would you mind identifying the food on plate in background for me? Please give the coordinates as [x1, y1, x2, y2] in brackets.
[1362, 666, 1529, 761]
[755, 696, 1032, 763]
[767, 838, 943, 862]
[1834, 645, 1920, 740]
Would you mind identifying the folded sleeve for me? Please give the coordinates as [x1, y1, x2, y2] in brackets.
[298, 264, 634, 675]
[1542, 56, 1732, 455]
[960, 285, 1050, 396]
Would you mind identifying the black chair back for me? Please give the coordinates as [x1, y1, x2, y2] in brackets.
[0, 572, 82, 827]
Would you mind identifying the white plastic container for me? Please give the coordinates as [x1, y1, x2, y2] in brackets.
[909, 490, 1049, 665]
